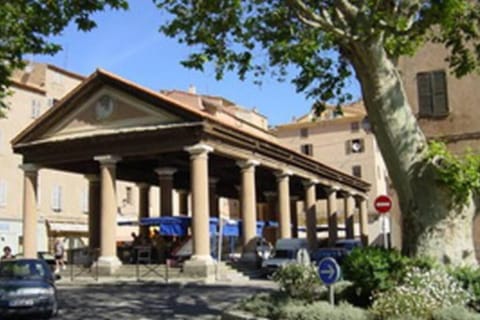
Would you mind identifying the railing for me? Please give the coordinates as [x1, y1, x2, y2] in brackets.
[68, 248, 99, 281]
[134, 246, 169, 283]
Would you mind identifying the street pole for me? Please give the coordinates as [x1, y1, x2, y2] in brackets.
[382, 214, 388, 249]
[216, 217, 224, 281]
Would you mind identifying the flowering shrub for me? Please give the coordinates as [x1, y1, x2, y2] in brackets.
[272, 263, 320, 301]
[371, 267, 472, 319]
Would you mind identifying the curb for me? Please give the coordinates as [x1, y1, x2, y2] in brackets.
[221, 310, 269, 320]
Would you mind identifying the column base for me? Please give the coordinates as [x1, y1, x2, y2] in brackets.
[183, 255, 215, 280]
[94, 256, 122, 276]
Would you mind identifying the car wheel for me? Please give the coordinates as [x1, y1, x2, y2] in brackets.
[42, 300, 58, 319]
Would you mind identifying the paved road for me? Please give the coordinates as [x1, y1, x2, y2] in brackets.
[54, 280, 275, 320]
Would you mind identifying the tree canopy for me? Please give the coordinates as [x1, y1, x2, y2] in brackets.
[155, 0, 480, 106]
[0, 0, 128, 114]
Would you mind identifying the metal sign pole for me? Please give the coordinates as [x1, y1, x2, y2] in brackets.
[216, 217, 224, 281]
[328, 285, 335, 305]
[382, 214, 388, 249]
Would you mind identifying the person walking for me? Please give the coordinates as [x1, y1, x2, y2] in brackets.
[54, 239, 65, 273]
[1, 246, 13, 260]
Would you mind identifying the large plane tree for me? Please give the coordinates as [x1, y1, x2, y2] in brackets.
[155, 0, 480, 265]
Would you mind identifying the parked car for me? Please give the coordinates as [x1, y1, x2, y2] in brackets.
[261, 238, 310, 276]
[311, 239, 363, 265]
[0, 259, 59, 319]
[14, 252, 57, 273]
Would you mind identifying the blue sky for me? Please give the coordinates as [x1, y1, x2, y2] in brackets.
[34, 1, 360, 126]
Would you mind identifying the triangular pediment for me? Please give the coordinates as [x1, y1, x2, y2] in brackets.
[42, 87, 184, 139]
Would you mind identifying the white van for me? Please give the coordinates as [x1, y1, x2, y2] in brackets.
[261, 238, 310, 276]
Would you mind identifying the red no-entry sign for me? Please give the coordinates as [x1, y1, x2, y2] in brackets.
[374, 195, 392, 214]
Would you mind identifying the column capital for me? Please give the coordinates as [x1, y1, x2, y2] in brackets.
[236, 159, 260, 169]
[185, 143, 213, 156]
[302, 178, 318, 188]
[275, 169, 292, 180]
[155, 167, 177, 177]
[84, 174, 100, 182]
[94, 155, 121, 165]
[209, 177, 220, 185]
[354, 193, 368, 201]
[136, 182, 150, 189]
[263, 191, 277, 198]
[325, 185, 340, 194]
[19, 163, 40, 173]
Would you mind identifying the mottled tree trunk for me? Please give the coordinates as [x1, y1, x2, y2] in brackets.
[346, 40, 476, 265]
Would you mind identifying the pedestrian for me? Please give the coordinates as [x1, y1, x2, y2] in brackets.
[54, 239, 65, 273]
[1, 246, 13, 260]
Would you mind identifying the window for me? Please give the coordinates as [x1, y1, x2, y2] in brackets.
[125, 186, 133, 205]
[300, 128, 309, 138]
[51, 185, 62, 212]
[352, 165, 362, 178]
[300, 144, 313, 156]
[345, 138, 365, 154]
[31, 99, 41, 119]
[0, 180, 7, 207]
[350, 122, 360, 132]
[80, 187, 88, 213]
[417, 70, 449, 117]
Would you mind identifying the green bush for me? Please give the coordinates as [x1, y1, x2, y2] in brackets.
[431, 305, 480, 320]
[448, 266, 480, 311]
[272, 263, 321, 301]
[342, 247, 411, 306]
[277, 301, 370, 320]
[370, 267, 471, 319]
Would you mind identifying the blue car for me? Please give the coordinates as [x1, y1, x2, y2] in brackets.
[0, 259, 59, 319]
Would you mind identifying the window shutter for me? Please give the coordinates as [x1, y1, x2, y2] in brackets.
[81, 188, 89, 213]
[0, 180, 7, 207]
[52, 185, 62, 211]
[345, 140, 351, 155]
[432, 71, 448, 116]
[417, 73, 432, 116]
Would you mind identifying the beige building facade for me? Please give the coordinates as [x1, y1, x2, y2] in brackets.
[274, 103, 394, 246]
[0, 63, 166, 255]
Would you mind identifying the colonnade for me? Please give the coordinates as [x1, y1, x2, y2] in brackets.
[20, 143, 369, 276]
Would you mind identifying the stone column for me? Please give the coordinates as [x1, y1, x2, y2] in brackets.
[263, 191, 277, 222]
[276, 170, 292, 239]
[326, 187, 339, 246]
[155, 168, 176, 217]
[209, 178, 219, 217]
[262, 191, 277, 245]
[358, 196, 369, 246]
[20, 164, 39, 259]
[344, 193, 355, 239]
[137, 183, 150, 239]
[85, 174, 101, 252]
[184, 144, 214, 278]
[303, 179, 317, 250]
[290, 196, 299, 238]
[94, 155, 122, 273]
[177, 189, 189, 216]
[237, 159, 259, 259]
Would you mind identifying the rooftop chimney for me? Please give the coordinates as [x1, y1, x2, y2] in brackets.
[188, 84, 196, 94]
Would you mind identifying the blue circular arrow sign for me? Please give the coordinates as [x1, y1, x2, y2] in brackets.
[318, 257, 341, 285]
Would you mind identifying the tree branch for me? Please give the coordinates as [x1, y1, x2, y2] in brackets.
[286, 0, 350, 40]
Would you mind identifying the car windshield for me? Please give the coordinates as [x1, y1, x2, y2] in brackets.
[0, 260, 48, 280]
[273, 250, 295, 259]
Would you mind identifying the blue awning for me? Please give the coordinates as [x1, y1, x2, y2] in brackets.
[223, 220, 240, 237]
[139, 217, 191, 236]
